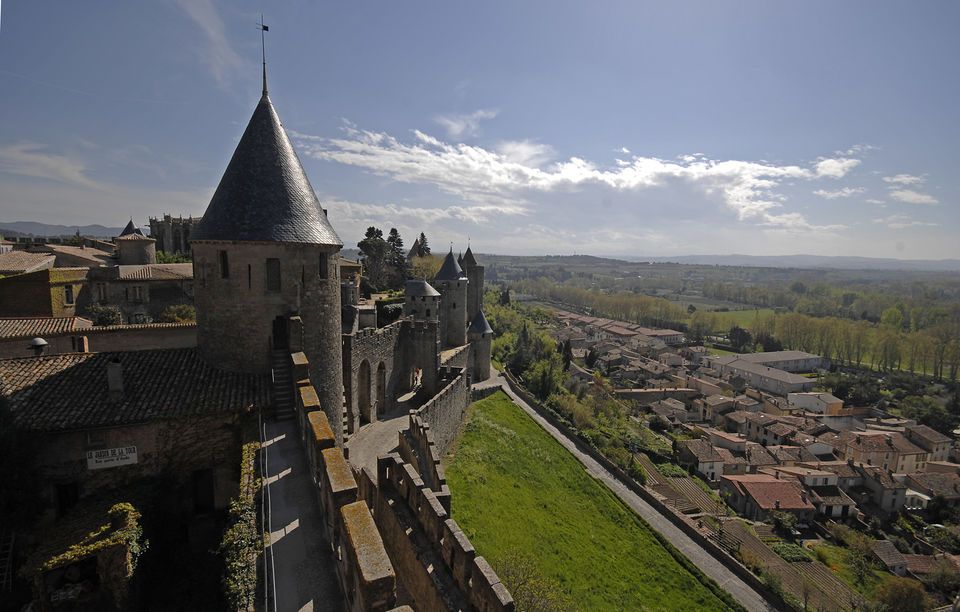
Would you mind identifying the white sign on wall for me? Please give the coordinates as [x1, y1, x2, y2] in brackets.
[86, 446, 138, 470]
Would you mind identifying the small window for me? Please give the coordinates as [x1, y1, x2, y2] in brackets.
[96, 282, 107, 302]
[64, 285, 74, 304]
[132, 286, 144, 302]
[219, 250, 229, 279]
[319, 253, 328, 279]
[452, 302, 456, 309]
[247, 264, 252, 289]
[266, 258, 281, 293]
[426, 309, 430, 317]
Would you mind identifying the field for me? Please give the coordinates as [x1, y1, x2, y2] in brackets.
[444, 391, 739, 611]
[699, 308, 777, 332]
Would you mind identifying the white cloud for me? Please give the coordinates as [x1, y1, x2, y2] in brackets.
[882, 174, 924, 185]
[174, 0, 244, 88]
[496, 140, 555, 167]
[434, 109, 498, 139]
[294, 126, 858, 232]
[813, 187, 865, 199]
[0, 142, 103, 189]
[618, 147, 631, 154]
[889, 189, 938, 205]
[873, 214, 938, 229]
[815, 157, 860, 179]
[864, 198, 885, 205]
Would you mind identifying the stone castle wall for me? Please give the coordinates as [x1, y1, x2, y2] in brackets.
[369, 454, 514, 612]
[342, 322, 403, 435]
[293, 353, 397, 611]
[413, 367, 468, 454]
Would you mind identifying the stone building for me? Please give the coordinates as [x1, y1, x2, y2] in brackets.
[148, 214, 200, 255]
[190, 75, 345, 439]
[434, 249, 468, 349]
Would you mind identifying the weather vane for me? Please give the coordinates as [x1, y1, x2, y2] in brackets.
[257, 15, 269, 95]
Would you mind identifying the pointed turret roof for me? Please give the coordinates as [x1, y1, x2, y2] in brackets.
[461, 246, 478, 267]
[468, 310, 493, 335]
[434, 248, 465, 281]
[192, 93, 342, 246]
[119, 219, 144, 237]
[405, 279, 440, 297]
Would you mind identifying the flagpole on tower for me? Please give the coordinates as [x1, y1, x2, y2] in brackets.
[258, 15, 269, 96]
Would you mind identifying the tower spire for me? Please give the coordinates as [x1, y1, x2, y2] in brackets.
[258, 15, 269, 96]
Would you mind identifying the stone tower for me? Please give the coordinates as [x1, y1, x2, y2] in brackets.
[433, 248, 468, 349]
[191, 75, 344, 438]
[462, 246, 484, 325]
[404, 279, 440, 323]
[468, 309, 493, 381]
[116, 220, 157, 265]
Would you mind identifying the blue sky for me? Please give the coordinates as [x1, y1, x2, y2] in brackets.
[0, 1, 957, 259]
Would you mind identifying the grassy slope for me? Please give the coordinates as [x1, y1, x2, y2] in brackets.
[444, 391, 737, 611]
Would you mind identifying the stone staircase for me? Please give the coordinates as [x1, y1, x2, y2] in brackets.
[271, 350, 295, 420]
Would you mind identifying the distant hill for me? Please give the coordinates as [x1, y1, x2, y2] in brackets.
[622, 253, 960, 272]
[0, 221, 129, 238]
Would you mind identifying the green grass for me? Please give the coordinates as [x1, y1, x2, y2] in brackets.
[697, 308, 777, 332]
[445, 391, 740, 611]
[812, 544, 887, 598]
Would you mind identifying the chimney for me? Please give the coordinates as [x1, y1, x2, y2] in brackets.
[107, 357, 124, 401]
[775, 499, 781, 509]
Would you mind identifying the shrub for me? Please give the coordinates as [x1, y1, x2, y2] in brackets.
[649, 415, 670, 432]
[772, 542, 812, 562]
[219, 442, 261, 611]
[85, 303, 123, 326]
[157, 304, 196, 323]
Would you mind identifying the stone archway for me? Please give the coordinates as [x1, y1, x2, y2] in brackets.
[358, 359, 372, 425]
[376, 362, 387, 417]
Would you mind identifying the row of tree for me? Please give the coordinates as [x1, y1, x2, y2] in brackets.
[356, 227, 431, 291]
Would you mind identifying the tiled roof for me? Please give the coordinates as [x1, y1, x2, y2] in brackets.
[678, 439, 723, 463]
[738, 351, 821, 364]
[740, 479, 815, 511]
[0, 348, 270, 431]
[461, 246, 478, 267]
[405, 279, 440, 297]
[40, 245, 114, 265]
[871, 540, 906, 568]
[468, 310, 493, 335]
[907, 424, 952, 445]
[117, 263, 192, 281]
[0, 251, 55, 275]
[0, 317, 93, 340]
[908, 472, 960, 500]
[809, 485, 854, 506]
[89, 264, 193, 281]
[115, 232, 153, 242]
[192, 93, 342, 246]
[434, 249, 465, 281]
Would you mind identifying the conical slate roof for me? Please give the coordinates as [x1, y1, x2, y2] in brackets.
[192, 93, 342, 246]
[468, 310, 493, 335]
[434, 248, 465, 281]
[461, 246, 478, 267]
[119, 219, 144, 237]
[405, 279, 440, 297]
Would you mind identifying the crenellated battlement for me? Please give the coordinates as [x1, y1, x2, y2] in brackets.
[376, 453, 514, 612]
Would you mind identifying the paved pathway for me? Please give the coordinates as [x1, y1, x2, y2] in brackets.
[486, 371, 776, 612]
[343, 405, 409, 481]
[262, 418, 344, 612]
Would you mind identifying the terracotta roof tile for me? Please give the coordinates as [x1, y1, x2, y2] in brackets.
[0, 317, 93, 339]
[0, 348, 269, 431]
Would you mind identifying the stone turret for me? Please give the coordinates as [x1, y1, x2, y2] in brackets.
[461, 246, 484, 325]
[115, 221, 156, 265]
[404, 279, 440, 323]
[433, 248, 467, 349]
[468, 310, 493, 381]
[190, 79, 345, 440]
